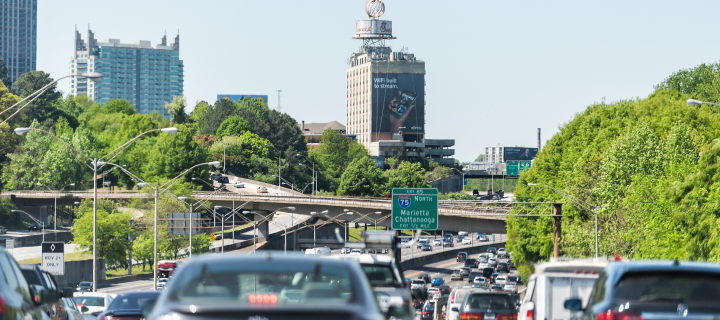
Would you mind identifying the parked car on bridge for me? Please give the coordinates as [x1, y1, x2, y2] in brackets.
[28, 223, 42, 231]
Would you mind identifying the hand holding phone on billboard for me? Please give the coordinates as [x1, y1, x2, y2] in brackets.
[389, 102, 415, 133]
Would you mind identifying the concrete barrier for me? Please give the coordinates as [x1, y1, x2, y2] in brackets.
[399, 242, 506, 271]
[101, 272, 152, 286]
[22, 259, 106, 287]
[0, 231, 74, 248]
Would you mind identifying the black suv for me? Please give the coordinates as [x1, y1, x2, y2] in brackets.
[0, 247, 62, 320]
[209, 173, 223, 181]
[28, 223, 42, 231]
[496, 262, 509, 273]
[565, 261, 720, 318]
[20, 264, 64, 320]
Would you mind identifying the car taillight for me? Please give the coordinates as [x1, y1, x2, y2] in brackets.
[0, 293, 6, 315]
[459, 313, 484, 319]
[497, 313, 517, 320]
[597, 311, 643, 320]
[422, 311, 431, 316]
[450, 295, 455, 304]
[526, 309, 534, 320]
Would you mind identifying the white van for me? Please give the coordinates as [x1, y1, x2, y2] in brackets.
[304, 247, 331, 256]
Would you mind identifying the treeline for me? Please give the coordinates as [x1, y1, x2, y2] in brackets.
[508, 62, 720, 278]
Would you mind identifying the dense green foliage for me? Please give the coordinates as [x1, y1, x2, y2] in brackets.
[509, 66, 720, 275]
[216, 116, 250, 140]
[0, 57, 9, 89]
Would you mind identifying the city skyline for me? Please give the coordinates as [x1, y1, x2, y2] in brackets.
[35, 0, 720, 162]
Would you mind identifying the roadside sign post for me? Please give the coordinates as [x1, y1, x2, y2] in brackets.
[392, 188, 438, 230]
[41, 242, 65, 276]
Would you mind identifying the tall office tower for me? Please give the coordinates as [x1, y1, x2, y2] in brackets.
[0, 0, 37, 86]
[347, 1, 426, 151]
[70, 29, 183, 118]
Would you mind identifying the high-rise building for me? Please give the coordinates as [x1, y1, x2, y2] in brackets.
[0, 0, 37, 85]
[70, 29, 183, 118]
[485, 144, 505, 164]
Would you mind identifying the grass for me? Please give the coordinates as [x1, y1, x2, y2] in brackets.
[18, 250, 93, 264]
[212, 222, 254, 234]
[106, 267, 153, 278]
[346, 227, 433, 242]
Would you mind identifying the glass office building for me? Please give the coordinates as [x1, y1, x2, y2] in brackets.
[70, 29, 183, 118]
[0, 0, 37, 86]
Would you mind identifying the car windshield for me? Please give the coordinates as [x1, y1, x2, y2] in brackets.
[168, 261, 355, 306]
[108, 292, 157, 311]
[79, 282, 92, 286]
[412, 280, 425, 284]
[469, 272, 482, 279]
[75, 296, 105, 307]
[423, 301, 435, 311]
[614, 271, 720, 311]
[507, 276, 518, 282]
[360, 264, 401, 288]
[464, 294, 514, 310]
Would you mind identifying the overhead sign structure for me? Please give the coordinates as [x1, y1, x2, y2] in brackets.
[41, 242, 64, 276]
[392, 188, 438, 230]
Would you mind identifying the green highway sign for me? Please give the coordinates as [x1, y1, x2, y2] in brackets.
[506, 160, 519, 175]
[392, 188, 438, 230]
[520, 160, 532, 172]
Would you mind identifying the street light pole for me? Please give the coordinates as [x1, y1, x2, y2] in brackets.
[92, 158, 101, 292]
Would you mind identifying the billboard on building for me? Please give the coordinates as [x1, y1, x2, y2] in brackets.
[504, 147, 538, 161]
[217, 94, 269, 105]
[371, 73, 425, 137]
[355, 20, 393, 38]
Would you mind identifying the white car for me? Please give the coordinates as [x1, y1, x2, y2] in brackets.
[458, 231, 468, 236]
[495, 276, 507, 285]
[234, 181, 245, 188]
[473, 277, 486, 286]
[341, 247, 351, 254]
[73, 292, 115, 320]
[433, 239, 442, 246]
[157, 278, 169, 290]
[462, 238, 472, 245]
[504, 282, 517, 293]
[417, 238, 429, 248]
[427, 287, 441, 298]
[498, 248, 507, 254]
[411, 279, 428, 291]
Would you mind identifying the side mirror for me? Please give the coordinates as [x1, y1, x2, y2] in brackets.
[30, 285, 47, 305]
[81, 306, 89, 313]
[141, 298, 158, 319]
[451, 307, 459, 312]
[564, 298, 583, 311]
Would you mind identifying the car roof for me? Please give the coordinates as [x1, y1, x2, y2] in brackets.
[327, 253, 394, 265]
[74, 292, 113, 297]
[605, 260, 720, 274]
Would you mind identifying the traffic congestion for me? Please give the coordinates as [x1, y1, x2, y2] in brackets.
[4, 229, 720, 320]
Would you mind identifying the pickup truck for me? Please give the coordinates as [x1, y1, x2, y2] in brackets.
[410, 279, 428, 291]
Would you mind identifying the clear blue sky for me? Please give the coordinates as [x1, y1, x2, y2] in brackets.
[37, 0, 720, 162]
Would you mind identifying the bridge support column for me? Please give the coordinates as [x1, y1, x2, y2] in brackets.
[253, 213, 270, 242]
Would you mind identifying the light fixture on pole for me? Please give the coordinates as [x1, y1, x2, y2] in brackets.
[687, 99, 720, 107]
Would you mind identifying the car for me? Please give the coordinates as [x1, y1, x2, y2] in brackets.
[156, 278, 168, 290]
[458, 231, 468, 236]
[564, 260, 720, 320]
[507, 260, 515, 269]
[28, 223, 42, 231]
[498, 247, 506, 254]
[456, 235, 464, 243]
[489, 272, 501, 283]
[350, 248, 364, 254]
[19, 264, 64, 320]
[417, 273, 431, 284]
[146, 252, 386, 320]
[489, 284, 504, 292]
[340, 247, 350, 254]
[507, 275, 523, 285]
[459, 267, 472, 279]
[427, 287, 441, 298]
[218, 176, 229, 184]
[504, 282, 517, 293]
[233, 181, 245, 188]
[450, 292, 517, 319]
[156, 260, 178, 278]
[61, 297, 86, 320]
[0, 226, 6, 234]
[210, 173, 223, 181]
[0, 246, 61, 320]
[447, 287, 474, 320]
[456, 252, 467, 262]
[471, 282, 485, 288]
[496, 262, 509, 273]
[443, 239, 454, 247]
[450, 270, 463, 281]
[421, 244, 432, 251]
[462, 237, 472, 245]
[420, 300, 436, 320]
[76, 281, 93, 292]
[464, 258, 478, 268]
[495, 275, 507, 285]
[73, 292, 115, 320]
[468, 271, 483, 284]
[473, 277, 486, 286]
[256, 186, 268, 193]
[97, 291, 160, 320]
[411, 279, 429, 291]
[482, 267, 495, 279]
[438, 285, 451, 296]
[487, 247, 497, 254]
[432, 239, 442, 246]
[417, 237, 429, 248]
[431, 277, 444, 287]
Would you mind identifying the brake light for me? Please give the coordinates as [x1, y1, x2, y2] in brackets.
[422, 311, 431, 316]
[450, 294, 455, 304]
[459, 313, 484, 319]
[526, 309, 534, 320]
[0, 293, 6, 314]
[248, 293, 277, 304]
[76, 304, 83, 309]
[597, 311, 643, 320]
[497, 313, 517, 320]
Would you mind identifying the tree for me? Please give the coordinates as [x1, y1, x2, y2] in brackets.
[0, 199, 20, 229]
[187, 101, 210, 133]
[337, 156, 385, 197]
[209, 132, 275, 177]
[12, 71, 63, 124]
[200, 97, 238, 135]
[381, 161, 430, 197]
[104, 99, 136, 116]
[475, 154, 484, 162]
[216, 116, 250, 140]
[311, 129, 358, 191]
[0, 57, 10, 89]
[71, 199, 133, 268]
[164, 96, 187, 124]
[144, 124, 210, 180]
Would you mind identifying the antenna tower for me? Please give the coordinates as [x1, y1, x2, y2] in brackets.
[277, 90, 282, 112]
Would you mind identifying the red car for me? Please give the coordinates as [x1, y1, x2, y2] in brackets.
[157, 260, 177, 278]
[97, 291, 159, 320]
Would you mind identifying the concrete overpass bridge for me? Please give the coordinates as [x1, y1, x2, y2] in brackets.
[3, 190, 557, 235]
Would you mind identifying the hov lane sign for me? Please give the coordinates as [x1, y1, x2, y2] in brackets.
[392, 188, 438, 230]
[41, 242, 64, 276]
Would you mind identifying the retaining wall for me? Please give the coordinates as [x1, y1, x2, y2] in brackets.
[0, 231, 73, 248]
[399, 242, 506, 271]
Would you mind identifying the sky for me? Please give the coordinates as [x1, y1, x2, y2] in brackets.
[36, 0, 720, 163]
